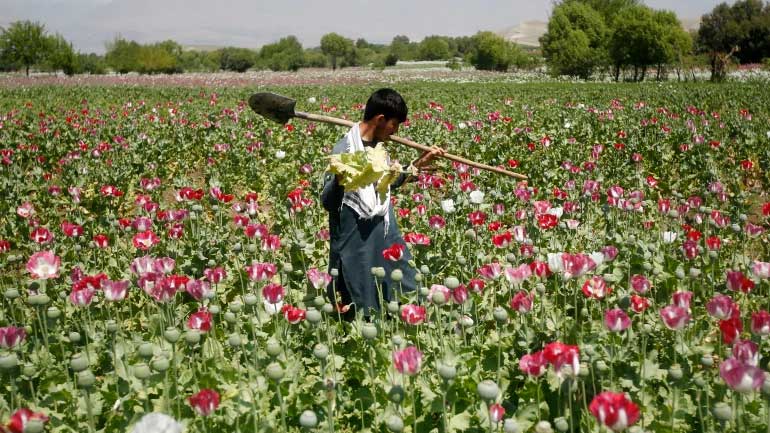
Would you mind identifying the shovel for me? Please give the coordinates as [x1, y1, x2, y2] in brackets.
[248, 92, 527, 180]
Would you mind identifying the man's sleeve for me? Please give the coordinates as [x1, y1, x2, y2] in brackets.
[321, 171, 344, 212]
[321, 138, 346, 211]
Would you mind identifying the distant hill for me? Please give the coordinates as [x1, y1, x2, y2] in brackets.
[497, 17, 701, 48]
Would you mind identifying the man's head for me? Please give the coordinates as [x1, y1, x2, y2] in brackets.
[363, 88, 408, 142]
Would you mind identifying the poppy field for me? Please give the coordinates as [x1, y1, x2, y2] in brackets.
[1, 81, 770, 433]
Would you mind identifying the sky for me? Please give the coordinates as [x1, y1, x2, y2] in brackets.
[0, 0, 730, 54]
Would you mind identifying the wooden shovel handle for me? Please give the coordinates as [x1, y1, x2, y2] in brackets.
[295, 111, 528, 180]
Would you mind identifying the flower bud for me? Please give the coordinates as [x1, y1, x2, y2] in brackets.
[22, 363, 35, 377]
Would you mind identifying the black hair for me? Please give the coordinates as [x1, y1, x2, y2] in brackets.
[363, 88, 408, 123]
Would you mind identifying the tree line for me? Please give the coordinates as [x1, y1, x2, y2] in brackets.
[1, 0, 769, 80]
[541, 0, 770, 81]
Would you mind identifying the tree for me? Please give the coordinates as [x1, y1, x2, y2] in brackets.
[540, 2, 608, 78]
[0, 21, 50, 76]
[44, 33, 77, 75]
[564, 0, 640, 24]
[468, 31, 526, 71]
[259, 36, 304, 71]
[105, 36, 141, 73]
[76, 53, 107, 74]
[608, 5, 662, 81]
[697, 0, 770, 81]
[320, 33, 352, 70]
[389, 35, 415, 62]
[218, 47, 256, 72]
[419, 36, 451, 60]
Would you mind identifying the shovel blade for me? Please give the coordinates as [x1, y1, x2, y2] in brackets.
[248, 92, 297, 124]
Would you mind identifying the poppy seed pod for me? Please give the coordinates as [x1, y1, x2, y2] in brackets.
[69, 331, 81, 343]
[0, 353, 18, 370]
[164, 327, 181, 344]
[184, 329, 201, 345]
[387, 301, 400, 314]
[227, 334, 242, 348]
[535, 421, 553, 433]
[70, 353, 89, 372]
[133, 363, 152, 380]
[669, 364, 683, 380]
[105, 319, 118, 333]
[209, 305, 220, 315]
[322, 303, 334, 314]
[313, 296, 325, 307]
[77, 369, 96, 388]
[4, 288, 20, 300]
[391, 269, 403, 282]
[504, 418, 522, 433]
[330, 268, 339, 277]
[266, 362, 284, 381]
[299, 410, 318, 428]
[386, 414, 404, 432]
[313, 343, 329, 360]
[438, 363, 456, 380]
[554, 417, 569, 432]
[46, 306, 61, 320]
[152, 357, 170, 372]
[712, 402, 732, 421]
[493, 307, 508, 323]
[361, 323, 378, 340]
[138, 342, 154, 358]
[477, 379, 500, 401]
[224, 311, 237, 324]
[306, 309, 322, 324]
[244, 294, 258, 306]
[444, 276, 459, 289]
[266, 338, 282, 357]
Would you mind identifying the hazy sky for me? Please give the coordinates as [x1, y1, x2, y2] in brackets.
[0, 0, 729, 54]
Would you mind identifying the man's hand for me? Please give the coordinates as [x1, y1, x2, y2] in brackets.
[412, 145, 445, 172]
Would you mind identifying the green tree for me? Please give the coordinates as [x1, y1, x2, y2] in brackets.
[389, 35, 416, 62]
[540, 2, 608, 78]
[105, 36, 141, 73]
[259, 36, 304, 71]
[468, 31, 525, 71]
[0, 20, 50, 76]
[136, 44, 178, 74]
[44, 33, 77, 75]
[608, 5, 662, 81]
[320, 32, 352, 70]
[564, 0, 640, 24]
[697, 0, 770, 81]
[219, 47, 256, 72]
[418, 36, 451, 60]
[76, 53, 107, 74]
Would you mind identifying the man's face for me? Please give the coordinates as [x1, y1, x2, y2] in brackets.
[373, 115, 400, 142]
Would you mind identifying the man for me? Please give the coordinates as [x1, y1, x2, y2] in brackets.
[320, 88, 443, 320]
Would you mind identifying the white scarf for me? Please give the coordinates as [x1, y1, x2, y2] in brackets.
[342, 122, 391, 237]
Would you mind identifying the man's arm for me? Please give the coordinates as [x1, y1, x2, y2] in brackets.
[321, 172, 344, 211]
